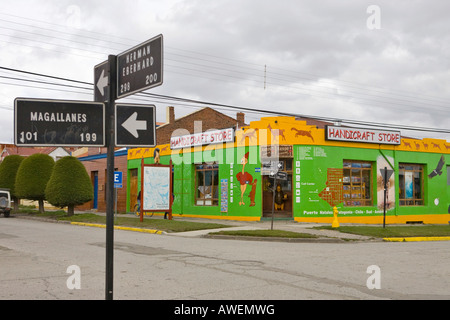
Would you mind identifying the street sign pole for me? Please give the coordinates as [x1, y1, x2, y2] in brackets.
[105, 54, 117, 300]
[383, 167, 387, 229]
[96, 34, 162, 300]
[380, 167, 394, 229]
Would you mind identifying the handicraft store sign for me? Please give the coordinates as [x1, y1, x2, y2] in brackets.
[170, 128, 234, 149]
[325, 125, 401, 145]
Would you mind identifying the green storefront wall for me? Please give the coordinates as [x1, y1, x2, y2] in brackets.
[293, 144, 450, 223]
[127, 145, 263, 220]
[127, 143, 450, 223]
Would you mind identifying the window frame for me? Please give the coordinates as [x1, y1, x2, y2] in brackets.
[195, 163, 219, 206]
[398, 163, 424, 206]
[342, 160, 373, 207]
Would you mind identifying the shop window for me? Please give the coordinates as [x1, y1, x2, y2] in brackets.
[343, 161, 373, 207]
[399, 164, 423, 206]
[195, 164, 219, 206]
[447, 166, 450, 186]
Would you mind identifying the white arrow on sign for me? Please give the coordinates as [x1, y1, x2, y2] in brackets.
[96, 69, 108, 96]
[121, 112, 147, 138]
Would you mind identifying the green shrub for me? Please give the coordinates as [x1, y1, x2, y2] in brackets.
[15, 153, 55, 213]
[0, 155, 24, 196]
[0, 155, 24, 211]
[45, 156, 93, 216]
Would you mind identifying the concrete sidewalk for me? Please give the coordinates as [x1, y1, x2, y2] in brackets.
[167, 216, 375, 242]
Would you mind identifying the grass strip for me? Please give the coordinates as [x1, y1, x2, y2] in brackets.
[210, 229, 318, 238]
[17, 211, 230, 233]
[316, 225, 450, 238]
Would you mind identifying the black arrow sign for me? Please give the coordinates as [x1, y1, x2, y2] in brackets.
[115, 103, 156, 147]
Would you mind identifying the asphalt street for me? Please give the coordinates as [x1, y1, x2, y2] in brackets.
[1, 217, 450, 300]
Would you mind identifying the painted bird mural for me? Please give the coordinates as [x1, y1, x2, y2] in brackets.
[428, 155, 445, 179]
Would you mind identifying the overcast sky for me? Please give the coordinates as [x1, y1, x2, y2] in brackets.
[1, 0, 450, 143]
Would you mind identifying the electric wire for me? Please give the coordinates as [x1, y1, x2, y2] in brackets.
[1, 16, 449, 111]
[2, 66, 448, 135]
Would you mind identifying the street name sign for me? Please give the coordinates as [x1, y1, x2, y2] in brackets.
[115, 103, 156, 147]
[116, 34, 163, 99]
[15, 98, 105, 147]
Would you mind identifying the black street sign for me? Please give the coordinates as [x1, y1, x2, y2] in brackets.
[15, 98, 105, 147]
[380, 168, 394, 182]
[94, 60, 109, 102]
[116, 34, 163, 99]
[115, 103, 156, 147]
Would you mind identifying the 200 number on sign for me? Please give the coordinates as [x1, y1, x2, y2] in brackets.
[145, 73, 158, 85]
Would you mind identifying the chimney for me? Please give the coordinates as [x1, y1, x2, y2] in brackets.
[166, 106, 175, 124]
[236, 112, 245, 125]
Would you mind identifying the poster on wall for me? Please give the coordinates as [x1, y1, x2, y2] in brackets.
[143, 165, 171, 211]
[376, 155, 396, 210]
[220, 179, 228, 213]
[405, 171, 413, 199]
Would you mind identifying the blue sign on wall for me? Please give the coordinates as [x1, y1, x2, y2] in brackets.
[114, 171, 123, 188]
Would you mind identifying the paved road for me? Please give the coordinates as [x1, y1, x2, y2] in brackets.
[1, 217, 450, 300]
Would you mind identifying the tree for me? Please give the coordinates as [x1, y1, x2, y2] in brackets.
[15, 153, 54, 213]
[0, 155, 24, 212]
[45, 156, 93, 216]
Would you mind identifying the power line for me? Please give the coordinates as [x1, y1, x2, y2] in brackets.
[2, 17, 450, 116]
[1, 65, 450, 135]
[2, 17, 450, 111]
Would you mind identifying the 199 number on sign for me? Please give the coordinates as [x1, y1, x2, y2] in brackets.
[80, 133, 97, 142]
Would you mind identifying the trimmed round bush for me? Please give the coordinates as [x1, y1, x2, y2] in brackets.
[45, 156, 93, 215]
[15, 153, 54, 212]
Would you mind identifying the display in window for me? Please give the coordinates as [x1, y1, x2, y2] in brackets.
[399, 163, 423, 206]
[342, 160, 372, 207]
[196, 164, 219, 206]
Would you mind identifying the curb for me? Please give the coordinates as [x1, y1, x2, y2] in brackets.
[203, 234, 345, 243]
[70, 222, 165, 235]
[383, 236, 450, 242]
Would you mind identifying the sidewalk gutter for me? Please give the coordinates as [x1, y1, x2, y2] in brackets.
[70, 222, 165, 235]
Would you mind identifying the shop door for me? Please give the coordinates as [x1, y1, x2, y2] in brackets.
[447, 166, 450, 214]
[262, 159, 293, 218]
[129, 169, 138, 212]
[92, 171, 98, 209]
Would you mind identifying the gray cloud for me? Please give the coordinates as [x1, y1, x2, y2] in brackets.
[1, 0, 450, 143]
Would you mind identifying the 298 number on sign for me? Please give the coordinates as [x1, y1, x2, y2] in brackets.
[120, 82, 130, 95]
